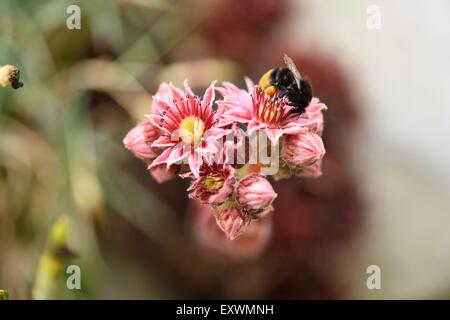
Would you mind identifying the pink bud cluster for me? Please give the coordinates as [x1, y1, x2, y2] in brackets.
[124, 76, 326, 240]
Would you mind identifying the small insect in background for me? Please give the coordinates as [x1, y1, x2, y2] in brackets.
[0, 64, 23, 90]
[258, 54, 312, 114]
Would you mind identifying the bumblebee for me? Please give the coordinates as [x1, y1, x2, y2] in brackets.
[258, 54, 312, 114]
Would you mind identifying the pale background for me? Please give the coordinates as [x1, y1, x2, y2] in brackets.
[288, 0, 450, 298]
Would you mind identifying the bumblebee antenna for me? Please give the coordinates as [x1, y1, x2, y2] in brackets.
[283, 54, 302, 89]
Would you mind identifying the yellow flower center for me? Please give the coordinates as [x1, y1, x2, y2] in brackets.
[203, 173, 225, 191]
[179, 116, 205, 145]
[258, 101, 282, 124]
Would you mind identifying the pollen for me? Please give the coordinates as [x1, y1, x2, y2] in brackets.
[263, 85, 277, 96]
[203, 173, 225, 191]
[179, 116, 205, 145]
[258, 102, 282, 123]
[254, 89, 286, 126]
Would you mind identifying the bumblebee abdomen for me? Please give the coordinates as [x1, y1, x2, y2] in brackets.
[258, 69, 273, 88]
[258, 69, 278, 96]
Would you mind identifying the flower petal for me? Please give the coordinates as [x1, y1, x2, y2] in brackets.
[148, 147, 172, 168]
[202, 81, 217, 108]
[167, 145, 189, 166]
[244, 77, 255, 92]
[149, 164, 178, 183]
[151, 135, 176, 148]
[188, 152, 202, 178]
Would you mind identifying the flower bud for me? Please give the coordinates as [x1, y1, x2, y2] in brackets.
[215, 205, 250, 240]
[148, 164, 178, 183]
[294, 159, 323, 178]
[282, 132, 325, 168]
[236, 174, 277, 214]
[188, 201, 273, 260]
[123, 121, 160, 162]
[301, 98, 326, 136]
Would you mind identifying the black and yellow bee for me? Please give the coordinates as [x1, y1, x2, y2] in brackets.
[258, 54, 312, 115]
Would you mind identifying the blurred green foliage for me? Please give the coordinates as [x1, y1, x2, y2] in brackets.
[32, 215, 84, 299]
[0, 289, 9, 300]
[0, 0, 243, 299]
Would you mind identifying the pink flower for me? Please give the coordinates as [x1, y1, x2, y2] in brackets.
[215, 205, 251, 240]
[295, 159, 323, 178]
[123, 121, 160, 162]
[282, 132, 325, 168]
[300, 97, 327, 136]
[187, 163, 235, 205]
[217, 80, 317, 145]
[124, 85, 185, 184]
[215, 78, 255, 127]
[188, 201, 273, 260]
[148, 164, 178, 183]
[236, 174, 277, 215]
[148, 81, 225, 177]
[152, 83, 172, 110]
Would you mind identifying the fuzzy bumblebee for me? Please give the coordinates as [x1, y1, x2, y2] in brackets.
[258, 54, 312, 115]
[0, 64, 23, 89]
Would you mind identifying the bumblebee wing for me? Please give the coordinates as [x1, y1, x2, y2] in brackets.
[283, 54, 302, 89]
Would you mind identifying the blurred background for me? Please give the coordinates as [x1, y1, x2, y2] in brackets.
[1, 0, 449, 299]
